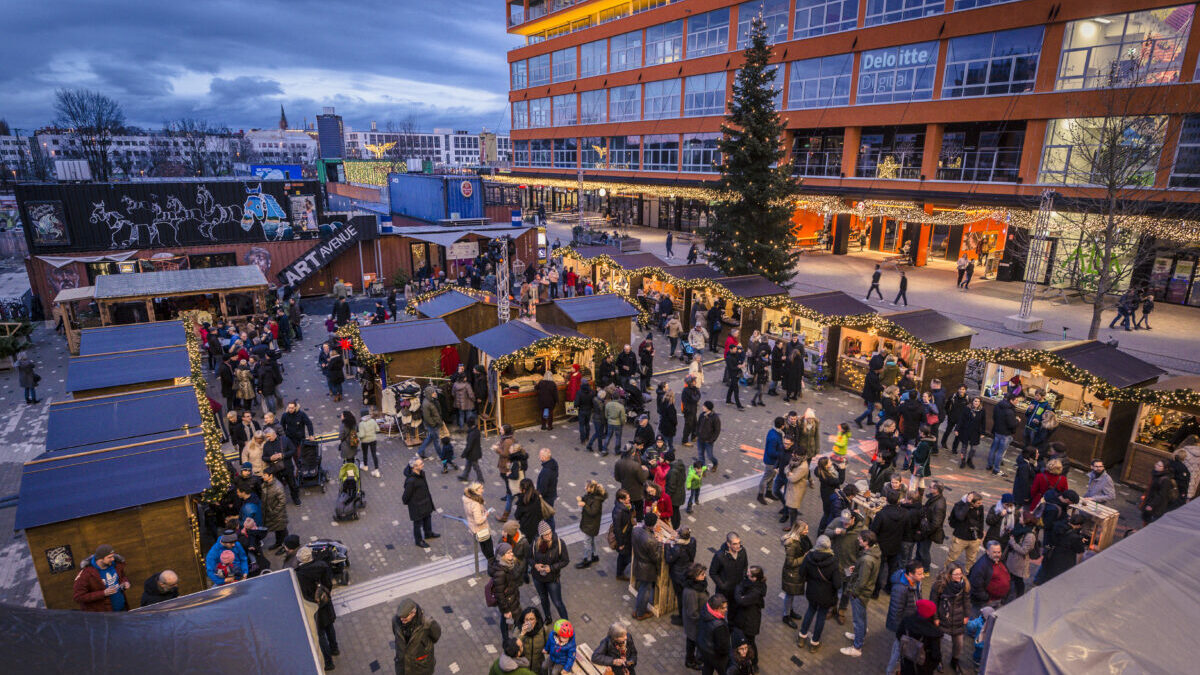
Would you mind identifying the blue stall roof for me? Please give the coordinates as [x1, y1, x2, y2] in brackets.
[359, 318, 459, 355]
[467, 320, 590, 360]
[45, 385, 202, 454]
[15, 433, 211, 530]
[553, 294, 638, 323]
[66, 345, 191, 393]
[78, 321, 186, 356]
[790, 291, 876, 318]
[415, 289, 484, 317]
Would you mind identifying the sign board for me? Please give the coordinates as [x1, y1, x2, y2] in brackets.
[276, 220, 364, 287]
[448, 241, 479, 260]
[460, 180, 474, 198]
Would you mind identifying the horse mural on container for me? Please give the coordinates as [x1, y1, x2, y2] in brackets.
[196, 186, 241, 240]
[241, 184, 289, 240]
[90, 201, 140, 249]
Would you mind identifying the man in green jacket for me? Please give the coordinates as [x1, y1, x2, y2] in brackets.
[602, 395, 626, 456]
[393, 596, 441, 675]
[841, 530, 880, 657]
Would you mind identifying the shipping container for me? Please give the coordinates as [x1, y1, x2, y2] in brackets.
[387, 174, 482, 224]
[54, 160, 92, 181]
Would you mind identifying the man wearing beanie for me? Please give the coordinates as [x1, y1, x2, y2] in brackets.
[897, 598, 942, 672]
[72, 544, 129, 612]
[280, 534, 302, 569]
[295, 545, 339, 670]
[392, 596, 441, 675]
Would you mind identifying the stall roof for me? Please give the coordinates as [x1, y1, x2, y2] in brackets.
[0, 571, 321, 673]
[65, 345, 190, 393]
[661, 264, 723, 280]
[416, 289, 486, 317]
[790, 291, 876, 317]
[78, 320, 186, 356]
[94, 265, 268, 300]
[1148, 374, 1200, 392]
[44, 385, 201, 454]
[885, 309, 975, 344]
[607, 252, 666, 270]
[393, 226, 531, 248]
[1006, 339, 1165, 389]
[52, 285, 95, 304]
[15, 432, 210, 530]
[984, 497, 1200, 675]
[359, 318, 459, 354]
[716, 275, 789, 298]
[467, 320, 590, 359]
[553, 294, 638, 322]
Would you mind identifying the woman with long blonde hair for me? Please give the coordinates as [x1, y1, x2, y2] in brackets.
[462, 482, 493, 560]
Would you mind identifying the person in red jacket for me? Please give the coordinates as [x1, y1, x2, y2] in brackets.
[72, 544, 130, 612]
[1030, 459, 1069, 509]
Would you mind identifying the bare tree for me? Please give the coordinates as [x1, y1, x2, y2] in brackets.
[165, 118, 231, 177]
[53, 89, 125, 182]
[0, 119, 10, 136]
[229, 135, 260, 165]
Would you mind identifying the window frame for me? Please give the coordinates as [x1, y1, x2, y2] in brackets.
[580, 90, 607, 124]
[863, 0, 944, 27]
[512, 101, 529, 130]
[609, 84, 642, 122]
[552, 47, 577, 82]
[552, 138, 578, 168]
[643, 78, 682, 120]
[793, 0, 859, 39]
[942, 26, 1044, 99]
[529, 97, 552, 128]
[1055, 7, 1192, 91]
[552, 93, 578, 126]
[642, 134, 680, 172]
[856, 41, 939, 105]
[683, 72, 727, 117]
[646, 20, 684, 66]
[511, 60, 528, 89]
[608, 135, 642, 170]
[787, 54, 853, 110]
[736, 0, 791, 49]
[611, 30, 644, 72]
[528, 53, 552, 86]
[580, 39, 608, 78]
[687, 8, 730, 59]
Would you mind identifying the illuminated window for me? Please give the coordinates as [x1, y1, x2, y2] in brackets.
[943, 27, 1043, 98]
[787, 55, 852, 109]
[552, 47, 576, 82]
[646, 20, 684, 65]
[864, 0, 943, 27]
[581, 136, 606, 168]
[856, 41, 938, 104]
[643, 134, 680, 171]
[856, 126, 926, 179]
[683, 72, 726, 116]
[552, 94, 577, 126]
[791, 129, 844, 177]
[1039, 116, 1165, 185]
[1057, 6, 1192, 90]
[794, 0, 858, 38]
[608, 135, 641, 170]
[643, 79, 681, 120]
[687, 8, 729, 58]
[936, 121, 1025, 182]
[609, 84, 641, 122]
[682, 133, 722, 173]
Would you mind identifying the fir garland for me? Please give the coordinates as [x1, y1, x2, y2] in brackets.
[180, 311, 232, 501]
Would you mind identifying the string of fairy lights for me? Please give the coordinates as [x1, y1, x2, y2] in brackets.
[555, 247, 1200, 408]
[180, 311, 232, 501]
[335, 323, 388, 372]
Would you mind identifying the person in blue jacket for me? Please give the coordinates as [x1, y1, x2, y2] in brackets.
[205, 531, 249, 586]
[236, 485, 264, 527]
[757, 417, 784, 504]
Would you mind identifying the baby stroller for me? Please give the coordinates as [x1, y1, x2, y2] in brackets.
[296, 439, 328, 493]
[334, 460, 366, 521]
[678, 341, 698, 364]
[309, 539, 352, 585]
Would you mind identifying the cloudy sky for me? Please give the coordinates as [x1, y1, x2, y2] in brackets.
[2, 0, 521, 134]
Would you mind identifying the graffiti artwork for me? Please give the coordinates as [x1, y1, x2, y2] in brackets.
[196, 186, 242, 240]
[289, 195, 318, 231]
[241, 185, 290, 240]
[244, 246, 272, 277]
[46, 265, 81, 296]
[45, 545, 75, 574]
[27, 201, 70, 246]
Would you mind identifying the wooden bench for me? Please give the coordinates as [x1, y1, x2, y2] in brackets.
[574, 643, 607, 675]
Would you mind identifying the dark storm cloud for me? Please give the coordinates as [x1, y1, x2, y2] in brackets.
[1, 0, 520, 132]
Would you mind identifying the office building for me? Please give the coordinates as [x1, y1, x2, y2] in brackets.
[316, 107, 346, 159]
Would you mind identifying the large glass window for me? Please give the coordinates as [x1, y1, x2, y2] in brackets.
[581, 137, 605, 169]
[857, 41, 938, 104]
[530, 139, 552, 167]
[552, 47, 576, 82]
[608, 135, 641, 170]
[794, 0, 858, 38]
[787, 54, 852, 109]
[553, 94, 577, 126]
[580, 90, 607, 124]
[611, 30, 643, 72]
[580, 39, 607, 78]
[1170, 114, 1200, 188]
[553, 138, 578, 168]
[954, 0, 1017, 8]
[511, 60, 528, 89]
[643, 134, 680, 171]
[687, 8, 729, 58]
[791, 128, 844, 177]
[1040, 116, 1165, 185]
[1057, 7, 1192, 90]
[513, 140, 529, 167]
[530, 97, 551, 127]
[609, 84, 641, 122]
[682, 133, 722, 172]
[856, 126, 925, 179]
[943, 27, 1043, 98]
[936, 121, 1025, 182]
[736, 0, 790, 48]
[644, 78, 682, 119]
[683, 72, 727, 116]
[864, 0, 943, 27]
[528, 54, 551, 86]
[512, 101, 529, 130]
[646, 20, 684, 65]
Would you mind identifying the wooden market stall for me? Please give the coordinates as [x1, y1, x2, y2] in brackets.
[1125, 375, 1200, 489]
[357, 318, 460, 384]
[466, 320, 598, 430]
[700, 275, 788, 349]
[78, 320, 186, 356]
[836, 309, 974, 394]
[92, 266, 269, 327]
[540, 294, 638, 351]
[640, 264, 723, 330]
[752, 291, 877, 384]
[52, 285, 97, 355]
[414, 289, 517, 360]
[565, 249, 664, 294]
[978, 340, 1165, 470]
[15, 386, 211, 609]
[66, 345, 191, 399]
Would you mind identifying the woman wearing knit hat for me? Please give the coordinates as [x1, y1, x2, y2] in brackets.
[896, 598, 943, 674]
[797, 534, 842, 653]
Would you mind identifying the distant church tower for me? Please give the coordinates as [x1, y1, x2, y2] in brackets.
[279, 105, 288, 130]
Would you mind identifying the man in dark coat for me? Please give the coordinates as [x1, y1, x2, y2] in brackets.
[536, 448, 559, 530]
[664, 456, 687, 529]
[263, 427, 300, 506]
[218, 357, 237, 412]
[488, 543, 524, 643]
[697, 594, 731, 675]
[855, 367, 883, 429]
[457, 422, 484, 483]
[534, 373, 559, 430]
[914, 481, 947, 569]
[632, 513, 663, 620]
[708, 533, 748, 615]
[392, 596, 442, 675]
[612, 490, 634, 580]
[326, 348, 346, 401]
[615, 449, 649, 519]
[987, 393, 1021, 475]
[295, 546, 339, 670]
[333, 296, 352, 327]
[869, 492, 909, 597]
[139, 570, 179, 606]
[1011, 447, 1037, 508]
[402, 458, 440, 548]
[941, 385, 969, 451]
[681, 376, 701, 446]
[616, 344, 639, 391]
[575, 379, 594, 445]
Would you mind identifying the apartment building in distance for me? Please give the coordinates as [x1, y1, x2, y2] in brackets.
[505, 0, 1200, 306]
[343, 126, 512, 167]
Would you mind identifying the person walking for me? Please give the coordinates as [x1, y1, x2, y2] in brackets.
[457, 418, 485, 483]
[659, 387, 678, 456]
[681, 376, 701, 446]
[295, 546, 340, 670]
[724, 345, 745, 410]
[1135, 290, 1155, 329]
[603, 391, 626, 456]
[666, 314, 683, 357]
[585, 389, 607, 453]
[72, 544, 130, 612]
[687, 242, 699, 264]
[797, 535, 842, 653]
[941, 385, 969, 452]
[840, 530, 881, 658]
[955, 254, 969, 288]
[665, 230, 674, 258]
[531, 520, 571, 621]
[931, 563, 972, 674]
[854, 365, 883, 430]
[866, 264, 884, 300]
[696, 402, 721, 469]
[402, 457, 440, 549]
[415, 387, 444, 459]
[17, 354, 40, 404]
[893, 270, 909, 306]
[632, 512, 664, 620]
[392, 597, 441, 675]
[961, 258, 975, 291]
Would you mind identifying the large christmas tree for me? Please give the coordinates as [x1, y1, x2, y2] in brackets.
[704, 16, 800, 284]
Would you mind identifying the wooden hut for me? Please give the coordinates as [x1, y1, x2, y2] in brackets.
[565, 249, 664, 294]
[358, 318, 460, 384]
[540, 294, 638, 351]
[414, 289, 517, 360]
[52, 285, 98, 355]
[1126, 375, 1200, 490]
[16, 386, 211, 610]
[92, 266, 269, 326]
[836, 309, 974, 394]
[640, 264, 723, 330]
[978, 339, 1165, 470]
[703, 275, 788, 349]
[752, 291, 876, 383]
[66, 345, 191, 399]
